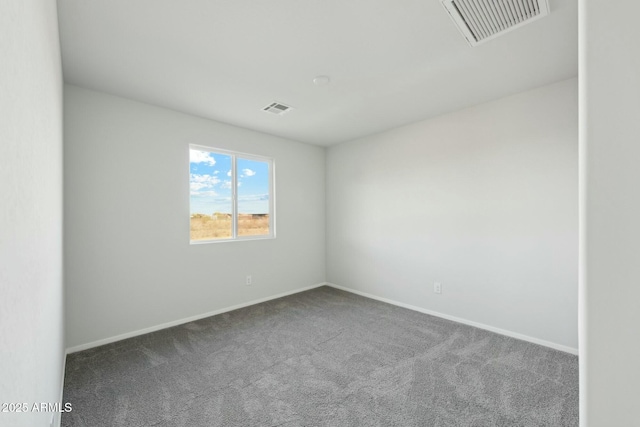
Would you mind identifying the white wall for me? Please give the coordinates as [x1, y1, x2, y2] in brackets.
[0, 1, 64, 426]
[327, 78, 578, 351]
[64, 85, 325, 349]
[582, 1, 640, 425]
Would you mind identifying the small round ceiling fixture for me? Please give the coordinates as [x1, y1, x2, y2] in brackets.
[313, 76, 330, 86]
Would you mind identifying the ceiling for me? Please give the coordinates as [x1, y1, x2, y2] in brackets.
[57, 0, 577, 146]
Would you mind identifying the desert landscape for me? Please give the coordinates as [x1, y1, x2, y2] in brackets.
[190, 213, 269, 240]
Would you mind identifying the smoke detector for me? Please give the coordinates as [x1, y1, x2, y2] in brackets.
[441, 0, 550, 46]
[262, 102, 293, 116]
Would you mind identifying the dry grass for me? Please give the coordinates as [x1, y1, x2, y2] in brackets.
[190, 213, 269, 241]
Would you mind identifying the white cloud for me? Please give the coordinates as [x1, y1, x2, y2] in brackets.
[242, 168, 256, 177]
[191, 190, 218, 196]
[221, 180, 232, 189]
[213, 170, 220, 175]
[190, 182, 208, 191]
[189, 149, 216, 166]
[238, 194, 269, 201]
[190, 174, 220, 186]
[190, 174, 221, 195]
[227, 170, 232, 177]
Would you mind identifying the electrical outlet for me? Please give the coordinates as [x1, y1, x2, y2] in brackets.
[246, 275, 252, 286]
[434, 282, 442, 294]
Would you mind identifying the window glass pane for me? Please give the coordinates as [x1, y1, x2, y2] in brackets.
[237, 157, 270, 237]
[190, 149, 232, 240]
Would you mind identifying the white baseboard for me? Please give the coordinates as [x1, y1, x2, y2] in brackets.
[66, 281, 578, 356]
[66, 283, 327, 354]
[325, 282, 578, 355]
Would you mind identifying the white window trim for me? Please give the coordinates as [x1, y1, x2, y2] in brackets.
[189, 144, 276, 244]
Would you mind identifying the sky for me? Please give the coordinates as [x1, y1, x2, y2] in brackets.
[189, 148, 270, 215]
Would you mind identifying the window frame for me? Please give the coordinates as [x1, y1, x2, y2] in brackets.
[189, 144, 276, 244]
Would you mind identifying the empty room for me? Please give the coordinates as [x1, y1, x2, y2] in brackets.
[2, 0, 639, 426]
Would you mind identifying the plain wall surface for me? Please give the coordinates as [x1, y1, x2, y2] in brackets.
[582, 1, 640, 424]
[64, 85, 325, 349]
[326, 79, 578, 351]
[0, 1, 65, 426]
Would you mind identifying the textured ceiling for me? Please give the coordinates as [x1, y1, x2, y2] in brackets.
[57, 0, 577, 146]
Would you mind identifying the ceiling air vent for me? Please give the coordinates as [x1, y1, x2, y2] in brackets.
[441, 0, 550, 46]
[262, 102, 293, 116]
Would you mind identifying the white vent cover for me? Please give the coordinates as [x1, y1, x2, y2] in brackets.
[262, 102, 293, 115]
[441, 0, 550, 46]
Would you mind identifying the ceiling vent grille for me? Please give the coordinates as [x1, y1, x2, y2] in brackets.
[441, 0, 550, 46]
[262, 102, 293, 116]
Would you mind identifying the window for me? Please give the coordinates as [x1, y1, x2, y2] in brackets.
[189, 145, 274, 243]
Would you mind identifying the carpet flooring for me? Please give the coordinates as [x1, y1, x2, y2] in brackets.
[62, 286, 578, 426]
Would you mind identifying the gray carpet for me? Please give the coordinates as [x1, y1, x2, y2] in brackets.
[62, 286, 578, 426]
